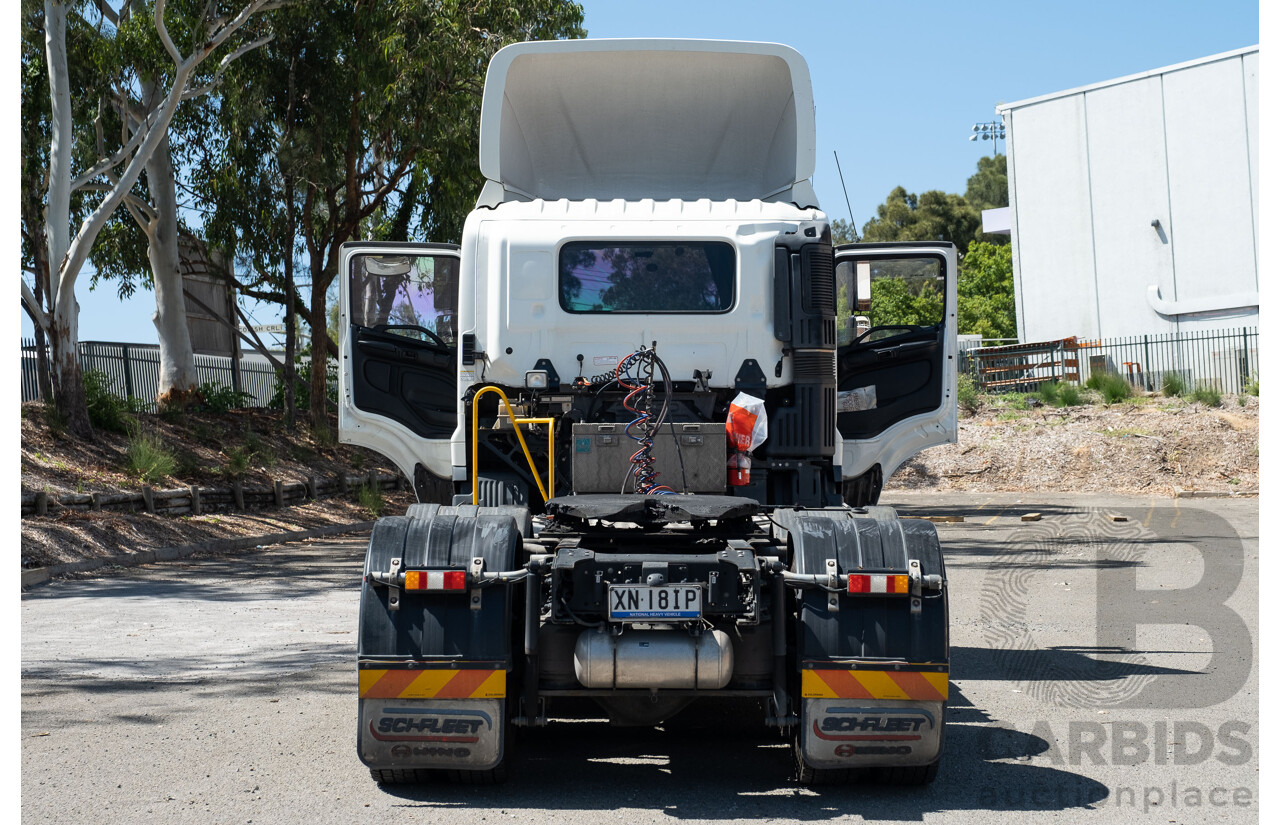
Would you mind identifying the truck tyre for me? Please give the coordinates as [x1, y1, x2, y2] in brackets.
[369, 763, 509, 786]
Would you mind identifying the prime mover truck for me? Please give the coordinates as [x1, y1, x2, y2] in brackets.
[339, 38, 957, 786]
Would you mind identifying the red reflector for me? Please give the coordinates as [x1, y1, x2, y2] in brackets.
[442, 570, 467, 590]
[848, 574, 870, 593]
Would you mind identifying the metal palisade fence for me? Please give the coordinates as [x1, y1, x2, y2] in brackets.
[962, 327, 1258, 395]
[20, 339, 280, 410]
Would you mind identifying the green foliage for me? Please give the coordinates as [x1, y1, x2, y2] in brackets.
[158, 403, 185, 424]
[222, 428, 275, 477]
[244, 430, 275, 468]
[1243, 373, 1259, 396]
[42, 403, 67, 437]
[197, 0, 585, 426]
[831, 218, 858, 246]
[956, 374, 980, 415]
[357, 481, 385, 517]
[1087, 372, 1133, 404]
[860, 187, 982, 250]
[1036, 381, 1083, 407]
[223, 446, 253, 478]
[174, 449, 205, 478]
[870, 275, 944, 326]
[82, 371, 133, 433]
[1161, 372, 1186, 397]
[965, 154, 1009, 210]
[1057, 384, 1083, 407]
[268, 357, 338, 411]
[997, 393, 1028, 410]
[957, 241, 1016, 339]
[1191, 387, 1222, 407]
[194, 382, 253, 414]
[126, 429, 177, 484]
[858, 155, 1010, 252]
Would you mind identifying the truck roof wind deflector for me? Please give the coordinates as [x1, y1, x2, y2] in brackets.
[477, 39, 818, 208]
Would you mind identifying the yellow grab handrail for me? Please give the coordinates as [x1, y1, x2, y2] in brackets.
[470, 385, 554, 505]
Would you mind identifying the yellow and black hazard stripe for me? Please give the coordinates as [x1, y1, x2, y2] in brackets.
[358, 662, 506, 699]
[801, 662, 948, 701]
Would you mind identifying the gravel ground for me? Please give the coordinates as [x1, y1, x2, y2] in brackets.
[888, 394, 1258, 496]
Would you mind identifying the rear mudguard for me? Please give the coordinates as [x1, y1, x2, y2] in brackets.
[357, 508, 523, 772]
[779, 508, 949, 768]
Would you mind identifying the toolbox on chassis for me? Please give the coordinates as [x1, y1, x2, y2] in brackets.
[339, 39, 956, 785]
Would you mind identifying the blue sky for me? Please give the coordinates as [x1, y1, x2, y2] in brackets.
[22, 0, 1259, 346]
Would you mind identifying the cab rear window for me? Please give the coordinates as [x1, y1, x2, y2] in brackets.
[559, 242, 735, 313]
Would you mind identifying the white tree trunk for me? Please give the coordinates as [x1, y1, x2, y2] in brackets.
[141, 103, 199, 403]
[43, 0, 92, 434]
[35, 0, 274, 432]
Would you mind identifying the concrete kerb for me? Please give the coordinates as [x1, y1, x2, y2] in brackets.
[20, 521, 376, 590]
[1173, 488, 1259, 498]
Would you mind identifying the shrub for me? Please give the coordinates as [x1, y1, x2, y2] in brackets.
[126, 429, 177, 484]
[82, 370, 132, 433]
[956, 374, 980, 415]
[1161, 372, 1186, 397]
[1057, 384, 1083, 407]
[1190, 387, 1222, 407]
[42, 403, 67, 436]
[195, 382, 253, 414]
[244, 430, 275, 467]
[998, 393, 1028, 411]
[1243, 373, 1259, 396]
[1088, 372, 1132, 404]
[223, 446, 253, 478]
[1037, 381, 1060, 405]
[357, 481, 385, 517]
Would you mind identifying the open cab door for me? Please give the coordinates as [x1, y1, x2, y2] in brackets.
[833, 242, 958, 504]
[338, 242, 460, 501]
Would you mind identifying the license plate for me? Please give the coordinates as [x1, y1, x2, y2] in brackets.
[608, 585, 702, 621]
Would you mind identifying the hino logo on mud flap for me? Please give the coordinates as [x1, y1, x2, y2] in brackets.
[834, 744, 913, 757]
[389, 744, 473, 760]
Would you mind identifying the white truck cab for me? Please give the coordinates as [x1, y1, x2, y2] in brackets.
[339, 38, 956, 509]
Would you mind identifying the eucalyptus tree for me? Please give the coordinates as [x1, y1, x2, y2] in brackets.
[23, 0, 278, 436]
[200, 0, 586, 436]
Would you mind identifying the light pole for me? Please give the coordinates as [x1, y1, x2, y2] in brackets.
[969, 119, 1005, 156]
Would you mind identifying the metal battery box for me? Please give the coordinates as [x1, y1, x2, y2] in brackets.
[570, 422, 727, 493]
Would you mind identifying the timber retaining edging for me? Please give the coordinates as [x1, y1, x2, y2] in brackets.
[20, 470, 407, 518]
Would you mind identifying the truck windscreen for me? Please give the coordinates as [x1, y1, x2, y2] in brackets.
[559, 241, 735, 313]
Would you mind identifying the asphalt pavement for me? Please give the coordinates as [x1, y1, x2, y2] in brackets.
[20, 492, 1259, 824]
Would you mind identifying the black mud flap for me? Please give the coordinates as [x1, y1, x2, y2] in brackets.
[356, 508, 524, 777]
[777, 508, 949, 778]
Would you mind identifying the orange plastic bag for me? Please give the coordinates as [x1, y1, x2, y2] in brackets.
[725, 393, 767, 486]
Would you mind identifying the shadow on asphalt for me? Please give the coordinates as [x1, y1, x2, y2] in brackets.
[23, 545, 367, 602]
[376, 687, 1107, 817]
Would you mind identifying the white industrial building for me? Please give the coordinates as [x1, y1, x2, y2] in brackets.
[999, 46, 1259, 343]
